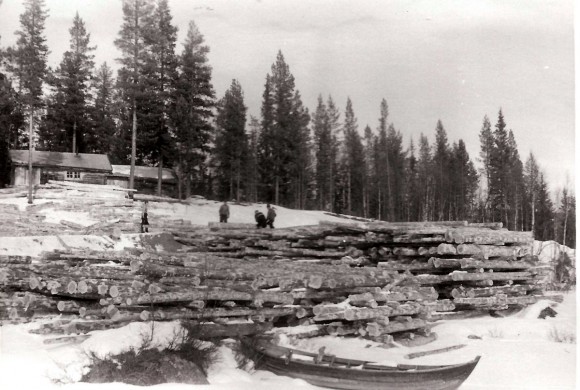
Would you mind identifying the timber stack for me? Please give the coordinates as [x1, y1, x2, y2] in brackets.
[1, 219, 552, 346]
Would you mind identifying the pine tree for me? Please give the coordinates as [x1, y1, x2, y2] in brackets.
[214, 79, 247, 201]
[172, 21, 215, 198]
[114, 0, 155, 192]
[38, 12, 95, 153]
[4, 0, 49, 203]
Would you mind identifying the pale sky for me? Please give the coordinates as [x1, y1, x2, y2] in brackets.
[0, 0, 575, 194]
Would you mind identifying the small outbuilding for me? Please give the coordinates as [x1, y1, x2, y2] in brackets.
[106, 165, 177, 197]
[9, 150, 113, 186]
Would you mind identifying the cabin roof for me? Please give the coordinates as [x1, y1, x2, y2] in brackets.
[9, 150, 112, 172]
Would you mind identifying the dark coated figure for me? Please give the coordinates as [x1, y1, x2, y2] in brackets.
[255, 210, 267, 228]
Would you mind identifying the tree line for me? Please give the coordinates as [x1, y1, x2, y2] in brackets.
[0, 0, 574, 247]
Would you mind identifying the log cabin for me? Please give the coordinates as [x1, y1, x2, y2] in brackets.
[9, 150, 112, 186]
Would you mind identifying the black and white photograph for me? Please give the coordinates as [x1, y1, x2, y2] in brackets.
[0, 1, 575, 389]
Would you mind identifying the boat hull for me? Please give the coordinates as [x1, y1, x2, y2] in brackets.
[250, 341, 480, 390]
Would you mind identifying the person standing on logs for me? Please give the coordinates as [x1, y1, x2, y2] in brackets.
[219, 200, 230, 223]
[266, 204, 276, 229]
[141, 201, 150, 233]
[255, 210, 267, 228]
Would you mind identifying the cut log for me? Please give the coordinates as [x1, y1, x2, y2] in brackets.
[451, 285, 530, 298]
[377, 260, 433, 271]
[0, 255, 33, 265]
[366, 318, 428, 336]
[128, 288, 294, 305]
[405, 344, 466, 359]
[446, 229, 533, 245]
[437, 244, 457, 255]
[456, 244, 530, 259]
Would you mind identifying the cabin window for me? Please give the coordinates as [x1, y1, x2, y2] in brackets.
[66, 171, 81, 179]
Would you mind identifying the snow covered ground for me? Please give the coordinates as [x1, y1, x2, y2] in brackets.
[0, 193, 577, 389]
[0, 292, 575, 389]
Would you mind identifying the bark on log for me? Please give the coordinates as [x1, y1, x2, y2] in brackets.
[437, 244, 457, 255]
[377, 260, 433, 271]
[450, 285, 530, 298]
[0, 255, 33, 264]
[127, 288, 294, 305]
[446, 229, 533, 245]
[456, 244, 530, 259]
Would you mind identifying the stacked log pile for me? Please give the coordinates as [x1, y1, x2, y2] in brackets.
[0, 215, 553, 345]
[174, 220, 548, 317]
[1, 245, 442, 345]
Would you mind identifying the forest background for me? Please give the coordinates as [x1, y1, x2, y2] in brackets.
[0, 0, 574, 247]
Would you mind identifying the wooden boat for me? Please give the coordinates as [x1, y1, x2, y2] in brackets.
[243, 338, 480, 390]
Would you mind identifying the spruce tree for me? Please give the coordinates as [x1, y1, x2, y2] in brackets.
[386, 123, 405, 220]
[313, 95, 331, 210]
[375, 99, 390, 220]
[362, 125, 374, 218]
[0, 72, 22, 186]
[288, 90, 311, 209]
[214, 79, 247, 201]
[172, 21, 215, 198]
[404, 137, 419, 221]
[523, 152, 540, 234]
[556, 188, 575, 248]
[450, 139, 478, 220]
[39, 12, 95, 153]
[478, 115, 494, 220]
[417, 134, 432, 220]
[246, 116, 260, 202]
[506, 130, 524, 230]
[89, 62, 116, 155]
[342, 98, 365, 216]
[258, 51, 309, 207]
[143, 0, 178, 194]
[489, 109, 510, 224]
[534, 173, 554, 241]
[433, 120, 450, 220]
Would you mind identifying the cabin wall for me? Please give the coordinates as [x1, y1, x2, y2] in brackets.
[12, 166, 41, 186]
[41, 168, 108, 185]
[12, 166, 108, 186]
